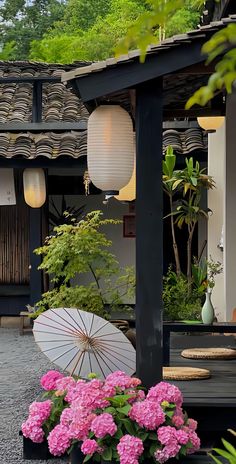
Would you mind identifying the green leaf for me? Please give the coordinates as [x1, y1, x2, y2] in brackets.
[114, 428, 123, 440]
[102, 448, 113, 461]
[221, 439, 236, 458]
[213, 448, 236, 462]
[149, 432, 158, 441]
[150, 442, 158, 456]
[116, 405, 131, 415]
[104, 407, 116, 414]
[83, 454, 92, 463]
[208, 454, 224, 464]
[138, 432, 149, 441]
[121, 418, 136, 435]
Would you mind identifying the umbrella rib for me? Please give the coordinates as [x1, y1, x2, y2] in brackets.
[50, 309, 84, 336]
[77, 350, 87, 377]
[77, 309, 89, 336]
[64, 347, 83, 373]
[93, 334, 131, 343]
[95, 345, 135, 370]
[51, 344, 78, 363]
[88, 313, 95, 337]
[71, 351, 84, 376]
[88, 349, 93, 373]
[92, 346, 126, 373]
[92, 349, 107, 378]
[90, 320, 110, 337]
[89, 336, 132, 351]
[35, 338, 77, 343]
[33, 325, 75, 336]
[96, 344, 135, 364]
[41, 342, 74, 353]
[35, 318, 78, 336]
[63, 308, 87, 336]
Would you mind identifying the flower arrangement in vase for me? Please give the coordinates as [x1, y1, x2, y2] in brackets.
[201, 257, 223, 324]
[22, 369, 200, 463]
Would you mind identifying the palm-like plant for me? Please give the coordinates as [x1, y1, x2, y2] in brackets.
[163, 149, 215, 288]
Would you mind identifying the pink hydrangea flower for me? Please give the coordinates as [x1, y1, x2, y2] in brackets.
[91, 413, 117, 438]
[172, 414, 184, 428]
[69, 406, 96, 440]
[126, 388, 145, 404]
[55, 376, 76, 393]
[48, 424, 71, 456]
[21, 419, 45, 443]
[186, 430, 201, 453]
[60, 407, 73, 427]
[157, 426, 178, 445]
[81, 439, 100, 455]
[117, 435, 144, 464]
[28, 400, 52, 425]
[155, 443, 181, 463]
[187, 418, 198, 431]
[105, 371, 139, 391]
[147, 382, 183, 407]
[40, 370, 64, 391]
[129, 399, 165, 430]
[175, 429, 189, 445]
[65, 379, 86, 403]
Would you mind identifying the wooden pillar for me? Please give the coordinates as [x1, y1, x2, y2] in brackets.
[135, 78, 163, 387]
[29, 208, 42, 306]
[224, 91, 236, 320]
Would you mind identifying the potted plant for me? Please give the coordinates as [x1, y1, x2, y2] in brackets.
[22, 370, 201, 463]
[32, 210, 135, 320]
[201, 257, 223, 325]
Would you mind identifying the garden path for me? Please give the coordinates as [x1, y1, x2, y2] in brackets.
[0, 328, 66, 464]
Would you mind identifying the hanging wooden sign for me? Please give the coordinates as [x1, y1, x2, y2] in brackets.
[0, 169, 16, 205]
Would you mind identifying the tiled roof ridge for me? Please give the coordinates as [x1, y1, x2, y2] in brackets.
[0, 128, 207, 160]
[0, 60, 91, 71]
[62, 14, 236, 82]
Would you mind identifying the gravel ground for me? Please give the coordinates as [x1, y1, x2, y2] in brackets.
[0, 328, 68, 464]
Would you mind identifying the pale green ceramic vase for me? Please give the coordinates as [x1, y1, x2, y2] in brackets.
[201, 291, 215, 325]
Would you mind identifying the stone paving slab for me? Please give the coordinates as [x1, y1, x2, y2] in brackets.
[0, 328, 67, 464]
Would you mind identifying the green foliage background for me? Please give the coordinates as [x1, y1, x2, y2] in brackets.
[0, 0, 202, 62]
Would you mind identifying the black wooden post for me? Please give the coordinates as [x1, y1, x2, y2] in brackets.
[135, 79, 163, 387]
[29, 208, 43, 306]
[32, 81, 43, 123]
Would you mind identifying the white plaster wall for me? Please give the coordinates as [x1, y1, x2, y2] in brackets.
[208, 124, 225, 321]
[49, 194, 135, 303]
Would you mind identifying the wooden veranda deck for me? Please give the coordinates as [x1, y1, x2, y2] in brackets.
[169, 349, 236, 448]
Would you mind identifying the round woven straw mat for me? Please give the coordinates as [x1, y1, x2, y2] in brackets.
[181, 347, 236, 360]
[163, 366, 211, 380]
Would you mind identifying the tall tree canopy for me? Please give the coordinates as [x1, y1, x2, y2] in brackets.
[0, 0, 202, 62]
[0, 0, 66, 60]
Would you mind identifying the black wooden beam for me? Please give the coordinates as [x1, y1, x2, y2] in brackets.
[163, 107, 225, 118]
[69, 40, 208, 102]
[0, 77, 61, 83]
[32, 81, 43, 123]
[0, 121, 87, 131]
[29, 208, 43, 306]
[0, 157, 87, 168]
[135, 78, 163, 387]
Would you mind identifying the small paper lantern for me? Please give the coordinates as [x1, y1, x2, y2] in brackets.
[23, 168, 46, 208]
[115, 164, 136, 202]
[197, 116, 224, 132]
[87, 105, 134, 195]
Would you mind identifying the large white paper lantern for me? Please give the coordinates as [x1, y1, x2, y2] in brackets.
[115, 164, 136, 202]
[87, 105, 134, 195]
[23, 168, 46, 208]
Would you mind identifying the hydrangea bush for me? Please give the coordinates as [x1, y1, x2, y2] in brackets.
[22, 369, 200, 463]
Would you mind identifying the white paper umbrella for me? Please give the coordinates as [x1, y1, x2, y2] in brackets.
[33, 308, 136, 378]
